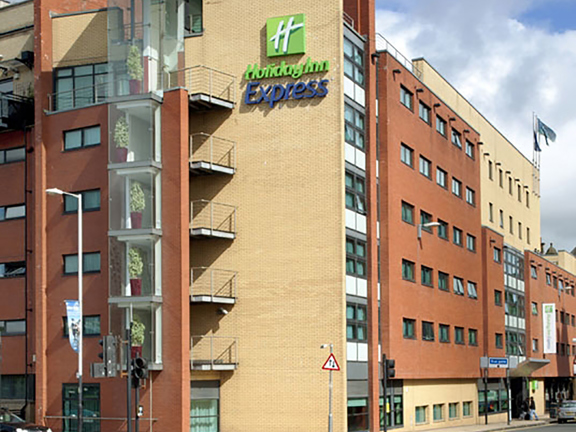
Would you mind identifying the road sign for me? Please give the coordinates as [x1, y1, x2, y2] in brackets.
[488, 357, 509, 368]
[322, 353, 340, 371]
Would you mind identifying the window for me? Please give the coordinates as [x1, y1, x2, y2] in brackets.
[64, 126, 100, 151]
[453, 227, 462, 246]
[479, 387, 508, 415]
[419, 102, 430, 124]
[64, 190, 101, 214]
[437, 220, 448, 240]
[508, 177, 513, 194]
[498, 169, 503, 187]
[63, 315, 101, 337]
[400, 143, 413, 167]
[463, 401, 472, 417]
[344, 38, 365, 87]
[468, 329, 478, 346]
[184, 0, 203, 34]
[453, 277, 464, 295]
[0, 204, 25, 221]
[488, 161, 493, 180]
[62, 383, 100, 432]
[489, 203, 494, 222]
[436, 116, 446, 136]
[346, 238, 366, 279]
[526, 191, 530, 208]
[420, 211, 432, 232]
[54, 63, 108, 111]
[345, 104, 365, 150]
[421, 266, 433, 287]
[532, 338, 538, 352]
[518, 222, 522, 239]
[438, 272, 449, 291]
[493, 247, 501, 263]
[436, 167, 447, 188]
[348, 398, 369, 432]
[517, 184, 522, 202]
[467, 281, 478, 299]
[465, 141, 475, 159]
[499, 210, 504, 228]
[451, 178, 462, 197]
[466, 234, 476, 252]
[422, 321, 434, 341]
[553, 276, 558, 289]
[419, 156, 431, 179]
[400, 86, 413, 111]
[509, 216, 513, 234]
[532, 302, 538, 315]
[346, 303, 367, 342]
[439, 324, 450, 343]
[415, 406, 427, 424]
[191, 381, 219, 432]
[455, 327, 464, 344]
[465, 187, 475, 206]
[433, 404, 444, 422]
[496, 333, 503, 349]
[449, 402, 459, 419]
[380, 390, 404, 429]
[63, 252, 101, 275]
[0, 261, 26, 278]
[401, 201, 414, 224]
[0, 320, 26, 336]
[0, 375, 31, 400]
[546, 273, 551, 285]
[494, 290, 502, 306]
[0, 146, 25, 165]
[402, 259, 415, 282]
[451, 129, 462, 148]
[403, 318, 416, 339]
[345, 172, 366, 214]
[527, 227, 531, 244]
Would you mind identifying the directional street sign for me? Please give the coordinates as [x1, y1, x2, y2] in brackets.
[322, 353, 340, 371]
[480, 356, 510, 369]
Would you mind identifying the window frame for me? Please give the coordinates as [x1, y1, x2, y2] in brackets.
[437, 220, 448, 240]
[63, 189, 101, 214]
[436, 167, 447, 189]
[400, 85, 413, 111]
[401, 201, 414, 225]
[346, 303, 367, 343]
[467, 281, 478, 299]
[453, 227, 463, 247]
[421, 266, 433, 287]
[451, 129, 462, 149]
[346, 237, 367, 279]
[62, 315, 101, 338]
[403, 318, 416, 339]
[345, 103, 366, 150]
[0, 146, 26, 165]
[54, 63, 108, 111]
[454, 327, 464, 345]
[419, 155, 432, 179]
[436, 116, 446, 137]
[466, 234, 476, 252]
[419, 101, 431, 124]
[345, 171, 366, 215]
[465, 187, 475, 206]
[422, 321, 434, 341]
[494, 290, 503, 306]
[0, 261, 26, 278]
[438, 271, 449, 291]
[63, 252, 101, 275]
[63, 125, 101, 151]
[468, 329, 478, 346]
[400, 143, 414, 168]
[451, 178, 462, 198]
[344, 38, 365, 88]
[453, 277, 464, 296]
[0, 319, 26, 336]
[402, 259, 415, 282]
[465, 140, 475, 159]
[0, 204, 26, 221]
[439, 324, 450, 343]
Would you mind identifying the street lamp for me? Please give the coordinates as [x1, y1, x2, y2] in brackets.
[321, 344, 333, 432]
[46, 188, 84, 432]
[417, 221, 441, 239]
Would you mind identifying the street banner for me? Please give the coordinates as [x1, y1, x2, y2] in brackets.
[65, 300, 81, 353]
[542, 303, 556, 354]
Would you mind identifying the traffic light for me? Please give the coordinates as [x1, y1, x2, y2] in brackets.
[96, 335, 118, 377]
[131, 356, 148, 387]
[385, 358, 396, 380]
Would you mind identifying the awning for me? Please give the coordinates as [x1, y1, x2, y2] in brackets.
[510, 358, 550, 377]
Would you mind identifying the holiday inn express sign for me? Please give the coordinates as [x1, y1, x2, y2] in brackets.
[244, 13, 330, 108]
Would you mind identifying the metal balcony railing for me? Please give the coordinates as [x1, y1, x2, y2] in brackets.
[375, 34, 423, 80]
[0, 92, 33, 130]
[190, 133, 236, 174]
[47, 81, 110, 112]
[190, 336, 238, 370]
[190, 200, 236, 238]
[169, 65, 236, 106]
[190, 267, 237, 303]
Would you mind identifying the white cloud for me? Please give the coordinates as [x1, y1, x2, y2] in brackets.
[375, 1, 576, 252]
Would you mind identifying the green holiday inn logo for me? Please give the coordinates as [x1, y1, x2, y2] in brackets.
[267, 14, 306, 57]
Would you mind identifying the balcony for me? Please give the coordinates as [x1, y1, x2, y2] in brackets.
[190, 200, 236, 239]
[191, 267, 237, 304]
[0, 92, 33, 131]
[190, 336, 238, 371]
[190, 133, 236, 175]
[169, 66, 236, 110]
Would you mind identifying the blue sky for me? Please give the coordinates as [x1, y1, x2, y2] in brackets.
[519, 1, 576, 32]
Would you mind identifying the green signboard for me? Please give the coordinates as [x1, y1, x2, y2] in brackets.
[267, 14, 306, 57]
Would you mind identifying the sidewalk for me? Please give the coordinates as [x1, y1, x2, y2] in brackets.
[420, 416, 550, 432]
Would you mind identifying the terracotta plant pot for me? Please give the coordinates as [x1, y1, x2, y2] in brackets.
[131, 346, 142, 359]
[129, 79, 141, 94]
[130, 279, 142, 296]
[115, 147, 128, 163]
[130, 212, 143, 229]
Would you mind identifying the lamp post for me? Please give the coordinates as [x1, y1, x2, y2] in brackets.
[46, 188, 83, 432]
[417, 221, 442, 239]
[321, 344, 333, 432]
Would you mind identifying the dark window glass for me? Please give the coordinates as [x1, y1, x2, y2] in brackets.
[64, 126, 101, 151]
[346, 238, 366, 279]
[62, 383, 100, 432]
[63, 252, 101, 275]
[422, 321, 434, 341]
[64, 190, 101, 213]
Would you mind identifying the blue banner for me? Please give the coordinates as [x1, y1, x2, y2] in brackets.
[65, 300, 81, 353]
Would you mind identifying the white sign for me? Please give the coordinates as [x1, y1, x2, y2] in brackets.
[322, 353, 340, 371]
[489, 357, 509, 368]
[543, 303, 556, 354]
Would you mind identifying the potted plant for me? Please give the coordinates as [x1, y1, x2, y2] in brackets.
[127, 44, 143, 94]
[128, 247, 144, 296]
[114, 117, 129, 162]
[130, 181, 146, 228]
[131, 316, 145, 358]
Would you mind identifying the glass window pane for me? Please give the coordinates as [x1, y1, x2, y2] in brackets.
[5, 147, 25, 163]
[346, 305, 355, 320]
[83, 190, 101, 210]
[74, 65, 94, 76]
[84, 253, 101, 272]
[5, 205, 25, 219]
[65, 130, 82, 150]
[357, 306, 366, 321]
[64, 255, 78, 274]
[64, 195, 78, 213]
[84, 127, 101, 146]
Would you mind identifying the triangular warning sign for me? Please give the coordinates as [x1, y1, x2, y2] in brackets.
[322, 353, 340, 371]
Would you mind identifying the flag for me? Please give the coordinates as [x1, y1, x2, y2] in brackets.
[533, 128, 541, 152]
[537, 117, 557, 146]
[65, 300, 81, 353]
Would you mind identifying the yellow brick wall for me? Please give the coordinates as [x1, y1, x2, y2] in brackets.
[0, 0, 33, 34]
[186, 2, 346, 432]
[52, 11, 108, 68]
[415, 59, 541, 252]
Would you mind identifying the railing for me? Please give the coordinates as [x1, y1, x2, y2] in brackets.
[375, 33, 423, 80]
[191, 267, 237, 299]
[47, 81, 110, 112]
[190, 336, 238, 369]
[190, 133, 236, 170]
[0, 92, 33, 129]
[190, 200, 236, 234]
[169, 65, 236, 104]
[343, 11, 354, 28]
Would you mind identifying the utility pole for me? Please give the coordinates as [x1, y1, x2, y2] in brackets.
[127, 324, 132, 432]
